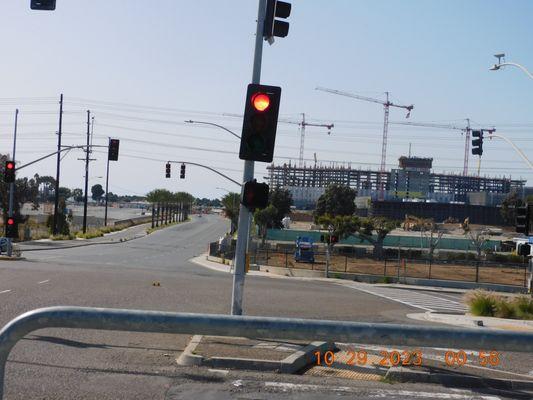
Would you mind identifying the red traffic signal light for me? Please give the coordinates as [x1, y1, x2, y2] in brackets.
[252, 93, 270, 111]
[239, 84, 282, 163]
[4, 161, 15, 183]
[5, 217, 17, 238]
[108, 139, 120, 161]
[242, 180, 269, 210]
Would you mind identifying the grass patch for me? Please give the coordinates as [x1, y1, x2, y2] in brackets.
[464, 289, 533, 320]
[51, 233, 76, 240]
[146, 220, 186, 235]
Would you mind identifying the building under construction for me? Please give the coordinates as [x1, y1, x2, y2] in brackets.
[267, 156, 525, 208]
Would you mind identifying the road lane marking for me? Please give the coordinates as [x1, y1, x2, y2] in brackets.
[0, 290, 11, 294]
[38, 280, 50, 284]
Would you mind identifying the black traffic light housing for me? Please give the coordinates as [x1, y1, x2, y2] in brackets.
[264, 0, 291, 41]
[180, 163, 186, 179]
[516, 204, 530, 236]
[5, 217, 18, 239]
[108, 139, 120, 161]
[30, 0, 56, 10]
[239, 84, 282, 163]
[4, 161, 15, 183]
[471, 130, 483, 156]
[165, 162, 171, 178]
[242, 179, 269, 211]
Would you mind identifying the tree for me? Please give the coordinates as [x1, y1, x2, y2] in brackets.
[221, 192, 240, 234]
[107, 192, 119, 202]
[174, 191, 194, 204]
[91, 184, 105, 202]
[314, 183, 356, 221]
[72, 188, 84, 203]
[58, 187, 71, 201]
[461, 220, 490, 261]
[317, 214, 360, 245]
[500, 192, 524, 225]
[355, 217, 400, 260]
[269, 188, 293, 228]
[254, 205, 278, 245]
[46, 197, 70, 236]
[146, 189, 173, 203]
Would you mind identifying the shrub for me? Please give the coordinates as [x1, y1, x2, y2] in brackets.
[464, 290, 497, 317]
[494, 299, 515, 319]
[512, 296, 533, 320]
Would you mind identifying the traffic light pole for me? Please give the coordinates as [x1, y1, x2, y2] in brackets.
[82, 111, 91, 234]
[6, 110, 18, 257]
[231, 0, 266, 316]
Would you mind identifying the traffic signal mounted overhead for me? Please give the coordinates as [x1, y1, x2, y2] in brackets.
[30, 0, 56, 10]
[165, 162, 171, 178]
[4, 161, 15, 183]
[263, 0, 292, 42]
[5, 217, 18, 239]
[515, 204, 530, 236]
[180, 163, 186, 179]
[242, 180, 269, 211]
[471, 130, 483, 156]
[108, 139, 120, 161]
[239, 84, 282, 163]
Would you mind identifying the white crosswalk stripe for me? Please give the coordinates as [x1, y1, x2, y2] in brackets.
[339, 282, 467, 313]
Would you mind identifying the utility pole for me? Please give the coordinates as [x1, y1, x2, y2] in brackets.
[104, 137, 110, 227]
[52, 94, 63, 235]
[463, 118, 471, 176]
[6, 109, 19, 257]
[231, 0, 266, 316]
[82, 110, 91, 233]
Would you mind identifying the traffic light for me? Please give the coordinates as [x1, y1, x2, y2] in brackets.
[242, 179, 269, 210]
[180, 163, 186, 179]
[108, 139, 120, 161]
[516, 204, 529, 235]
[30, 0, 56, 10]
[330, 235, 338, 244]
[4, 161, 15, 183]
[471, 130, 483, 156]
[239, 84, 282, 163]
[5, 217, 17, 239]
[517, 243, 531, 256]
[165, 162, 171, 178]
[263, 0, 292, 42]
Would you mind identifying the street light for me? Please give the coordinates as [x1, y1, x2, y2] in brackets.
[489, 53, 533, 80]
[185, 120, 241, 139]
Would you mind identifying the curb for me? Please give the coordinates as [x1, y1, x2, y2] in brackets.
[386, 366, 533, 390]
[18, 233, 147, 252]
[176, 335, 335, 373]
[0, 256, 25, 261]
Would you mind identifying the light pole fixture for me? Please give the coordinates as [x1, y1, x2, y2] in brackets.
[490, 53, 533, 79]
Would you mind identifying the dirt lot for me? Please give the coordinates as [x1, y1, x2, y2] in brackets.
[256, 252, 526, 287]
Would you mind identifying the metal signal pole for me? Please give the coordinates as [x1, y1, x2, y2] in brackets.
[231, 0, 266, 316]
[6, 109, 19, 256]
[82, 111, 91, 234]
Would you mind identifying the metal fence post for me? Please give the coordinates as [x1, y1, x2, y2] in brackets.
[383, 259, 387, 276]
[285, 250, 288, 268]
[475, 261, 479, 283]
[266, 247, 269, 266]
[151, 204, 155, 229]
[344, 255, 348, 273]
[428, 259, 432, 280]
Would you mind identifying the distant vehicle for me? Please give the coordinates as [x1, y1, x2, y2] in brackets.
[294, 236, 315, 263]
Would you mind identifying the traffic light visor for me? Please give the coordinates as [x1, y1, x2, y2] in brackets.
[252, 93, 270, 111]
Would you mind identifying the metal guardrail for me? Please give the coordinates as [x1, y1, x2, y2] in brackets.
[1, 306, 533, 398]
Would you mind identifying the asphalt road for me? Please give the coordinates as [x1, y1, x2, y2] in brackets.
[0, 215, 530, 399]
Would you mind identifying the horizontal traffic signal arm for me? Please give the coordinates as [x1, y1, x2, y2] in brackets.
[164, 161, 241, 187]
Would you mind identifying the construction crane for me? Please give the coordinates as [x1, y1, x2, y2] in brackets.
[281, 113, 334, 167]
[316, 87, 413, 195]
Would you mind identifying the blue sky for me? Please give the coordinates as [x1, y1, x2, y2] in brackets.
[0, 0, 532, 198]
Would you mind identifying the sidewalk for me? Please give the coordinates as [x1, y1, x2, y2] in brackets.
[16, 223, 151, 252]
